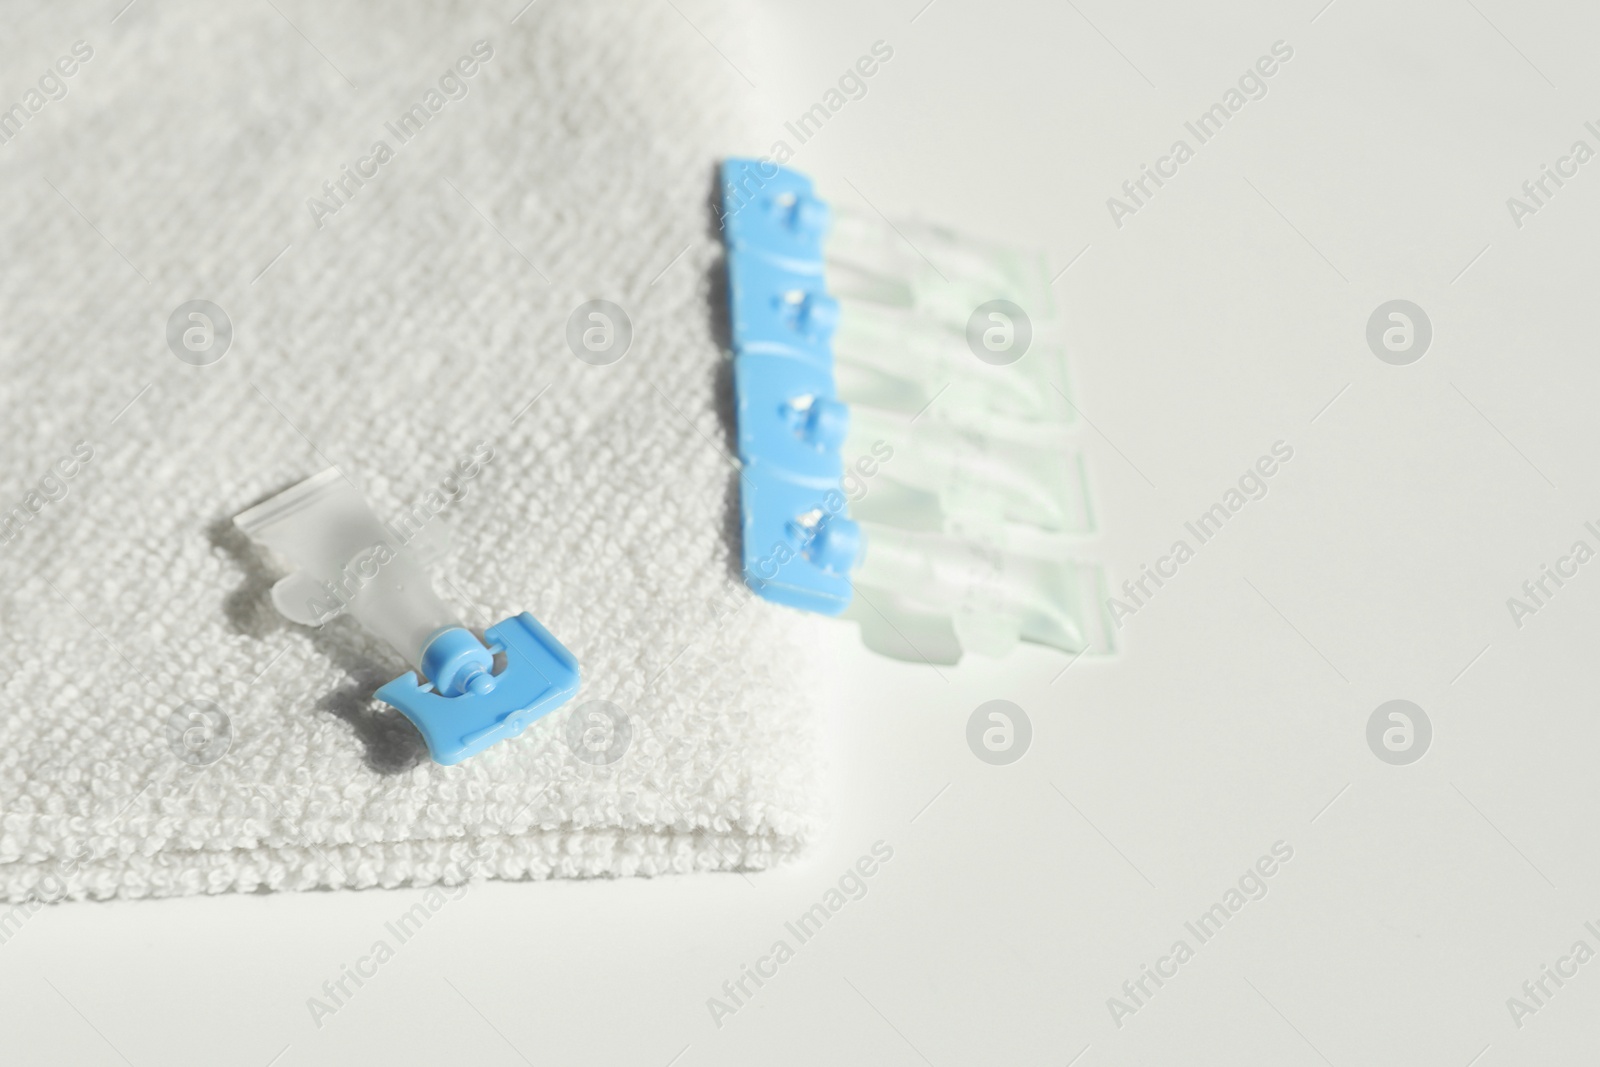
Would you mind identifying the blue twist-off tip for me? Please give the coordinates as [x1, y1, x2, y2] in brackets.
[797, 291, 839, 339]
[376, 613, 580, 766]
[802, 397, 850, 450]
[420, 627, 495, 697]
[806, 515, 863, 576]
[785, 190, 831, 237]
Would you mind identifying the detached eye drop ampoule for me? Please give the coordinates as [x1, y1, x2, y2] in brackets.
[235, 469, 579, 764]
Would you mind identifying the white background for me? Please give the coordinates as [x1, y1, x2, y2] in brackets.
[6, 1, 1600, 1064]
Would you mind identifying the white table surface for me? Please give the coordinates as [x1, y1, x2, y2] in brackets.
[6, 1, 1599, 1063]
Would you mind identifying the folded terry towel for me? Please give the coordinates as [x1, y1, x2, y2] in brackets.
[0, 0, 823, 900]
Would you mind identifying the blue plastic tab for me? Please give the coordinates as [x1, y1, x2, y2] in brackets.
[741, 469, 863, 614]
[375, 613, 581, 766]
[722, 159, 831, 274]
[722, 158, 862, 614]
[725, 257, 838, 363]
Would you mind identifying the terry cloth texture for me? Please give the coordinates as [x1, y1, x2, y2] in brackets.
[0, 0, 824, 900]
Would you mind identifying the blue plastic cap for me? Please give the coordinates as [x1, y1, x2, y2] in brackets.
[807, 515, 862, 576]
[803, 397, 850, 450]
[798, 291, 839, 340]
[376, 613, 581, 766]
[420, 627, 495, 697]
[788, 193, 831, 238]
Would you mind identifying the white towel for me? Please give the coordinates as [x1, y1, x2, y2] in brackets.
[0, 0, 824, 900]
